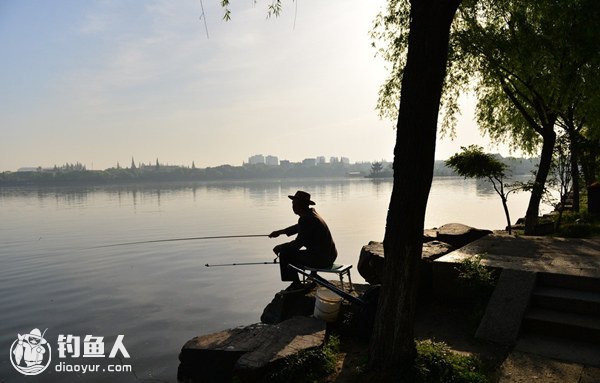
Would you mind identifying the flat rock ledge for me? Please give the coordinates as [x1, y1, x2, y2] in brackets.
[178, 316, 325, 382]
[358, 223, 492, 285]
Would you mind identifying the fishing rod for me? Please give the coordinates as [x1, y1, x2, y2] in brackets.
[205, 258, 279, 267]
[91, 234, 270, 249]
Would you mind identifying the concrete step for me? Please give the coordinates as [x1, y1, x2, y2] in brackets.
[531, 286, 600, 316]
[537, 273, 600, 293]
[522, 307, 600, 343]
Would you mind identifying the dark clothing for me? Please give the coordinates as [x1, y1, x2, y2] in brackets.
[277, 208, 337, 281]
[279, 249, 330, 281]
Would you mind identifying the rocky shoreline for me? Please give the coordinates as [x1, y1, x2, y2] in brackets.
[177, 223, 493, 382]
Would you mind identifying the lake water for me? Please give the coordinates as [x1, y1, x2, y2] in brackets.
[0, 177, 547, 382]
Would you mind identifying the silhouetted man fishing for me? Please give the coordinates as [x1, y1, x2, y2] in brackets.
[269, 190, 337, 288]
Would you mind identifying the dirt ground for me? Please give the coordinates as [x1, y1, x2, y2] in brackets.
[322, 299, 509, 382]
[321, 298, 599, 383]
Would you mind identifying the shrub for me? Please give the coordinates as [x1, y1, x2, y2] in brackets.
[557, 222, 596, 238]
[414, 340, 488, 383]
[454, 256, 497, 327]
[456, 256, 496, 302]
[262, 335, 340, 383]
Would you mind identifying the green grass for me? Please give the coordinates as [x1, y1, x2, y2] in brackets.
[255, 332, 491, 383]
[353, 340, 490, 383]
[261, 335, 340, 383]
[454, 256, 497, 329]
[414, 340, 488, 383]
[549, 186, 600, 238]
[456, 256, 496, 302]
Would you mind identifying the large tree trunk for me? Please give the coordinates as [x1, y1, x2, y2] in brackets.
[524, 126, 556, 235]
[368, 0, 460, 374]
[570, 137, 580, 212]
[565, 120, 581, 212]
[580, 137, 599, 187]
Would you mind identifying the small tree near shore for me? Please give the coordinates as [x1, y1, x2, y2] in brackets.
[446, 145, 519, 234]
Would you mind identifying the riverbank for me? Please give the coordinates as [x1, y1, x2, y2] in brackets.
[178, 231, 600, 382]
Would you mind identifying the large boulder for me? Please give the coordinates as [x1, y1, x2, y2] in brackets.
[358, 224, 490, 285]
[358, 240, 454, 285]
[178, 316, 326, 382]
[357, 241, 385, 285]
[357, 240, 454, 285]
[260, 289, 316, 324]
[435, 223, 492, 248]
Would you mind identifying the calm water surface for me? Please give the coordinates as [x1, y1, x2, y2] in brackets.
[0, 177, 546, 382]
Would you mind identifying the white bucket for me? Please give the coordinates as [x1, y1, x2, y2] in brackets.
[313, 287, 342, 322]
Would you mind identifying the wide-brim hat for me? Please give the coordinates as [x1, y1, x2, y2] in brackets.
[28, 329, 42, 339]
[24, 328, 47, 344]
[288, 190, 315, 205]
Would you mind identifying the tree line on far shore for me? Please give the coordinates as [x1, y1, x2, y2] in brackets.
[0, 155, 538, 187]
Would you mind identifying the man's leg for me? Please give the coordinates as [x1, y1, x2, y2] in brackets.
[278, 248, 302, 282]
[302, 251, 333, 269]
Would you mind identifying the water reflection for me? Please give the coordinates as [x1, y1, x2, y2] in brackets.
[368, 178, 392, 198]
[0, 180, 373, 202]
[1, 177, 549, 382]
[0, 176, 533, 213]
[474, 179, 497, 197]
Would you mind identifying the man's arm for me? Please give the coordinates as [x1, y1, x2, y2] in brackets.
[269, 224, 298, 238]
[270, 224, 300, 255]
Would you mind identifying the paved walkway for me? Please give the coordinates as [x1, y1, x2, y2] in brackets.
[435, 234, 600, 278]
[435, 234, 600, 382]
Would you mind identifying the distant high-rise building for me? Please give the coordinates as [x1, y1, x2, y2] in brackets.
[248, 154, 265, 165]
[280, 160, 291, 167]
[17, 167, 38, 172]
[265, 155, 279, 166]
[316, 156, 326, 165]
[302, 158, 317, 166]
[341, 157, 350, 165]
[330, 157, 339, 164]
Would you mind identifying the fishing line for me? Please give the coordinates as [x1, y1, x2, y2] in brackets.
[205, 259, 279, 267]
[199, 0, 209, 39]
[89, 234, 270, 249]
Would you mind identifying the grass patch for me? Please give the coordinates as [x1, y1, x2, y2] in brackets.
[455, 256, 497, 328]
[555, 210, 600, 238]
[261, 335, 340, 383]
[414, 340, 488, 383]
[457, 256, 495, 290]
[354, 340, 490, 382]
[456, 256, 496, 303]
[557, 222, 598, 237]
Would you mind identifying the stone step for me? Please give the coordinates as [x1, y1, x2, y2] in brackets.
[537, 273, 600, 293]
[531, 286, 600, 316]
[522, 307, 600, 343]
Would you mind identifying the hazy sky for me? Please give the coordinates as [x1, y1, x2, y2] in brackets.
[0, 0, 515, 171]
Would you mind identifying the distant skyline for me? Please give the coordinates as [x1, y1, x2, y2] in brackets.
[0, 1, 520, 172]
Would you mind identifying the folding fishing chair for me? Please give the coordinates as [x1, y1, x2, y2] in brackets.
[299, 264, 353, 291]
